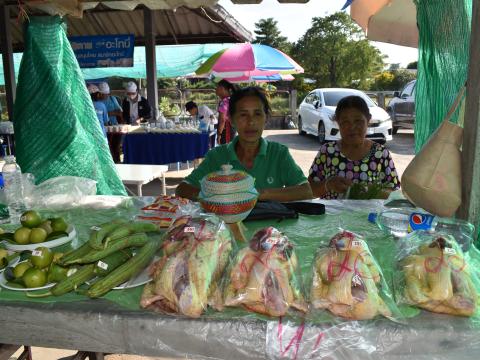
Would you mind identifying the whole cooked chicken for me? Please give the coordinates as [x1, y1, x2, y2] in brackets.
[310, 231, 391, 320]
[402, 237, 478, 316]
[140, 215, 232, 318]
[223, 227, 307, 317]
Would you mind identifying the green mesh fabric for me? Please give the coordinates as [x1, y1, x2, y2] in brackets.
[13, 16, 126, 196]
[414, 0, 472, 153]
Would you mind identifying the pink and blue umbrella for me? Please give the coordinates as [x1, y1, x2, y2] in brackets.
[195, 43, 303, 79]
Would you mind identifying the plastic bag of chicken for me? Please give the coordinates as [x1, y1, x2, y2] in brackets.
[140, 214, 234, 318]
[309, 230, 400, 321]
[220, 227, 308, 317]
[395, 231, 480, 317]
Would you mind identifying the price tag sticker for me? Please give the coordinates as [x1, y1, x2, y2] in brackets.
[91, 226, 101, 231]
[444, 248, 456, 255]
[32, 250, 42, 257]
[352, 240, 364, 248]
[184, 227, 196, 233]
[352, 274, 363, 286]
[97, 261, 108, 270]
[266, 237, 280, 246]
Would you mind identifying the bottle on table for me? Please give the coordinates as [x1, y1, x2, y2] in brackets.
[1, 156, 26, 224]
[368, 208, 475, 251]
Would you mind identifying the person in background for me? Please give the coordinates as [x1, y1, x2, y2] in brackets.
[98, 82, 122, 125]
[308, 95, 400, 199]
[185, 100, 217, 148]
[87, 84, 107, 137]
[176, 86, 312, 202]
[216, 79, 237, 144]
[122, 81, 151, 124]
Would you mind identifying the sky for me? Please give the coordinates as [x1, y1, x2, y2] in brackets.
[219, 0, 418, 67]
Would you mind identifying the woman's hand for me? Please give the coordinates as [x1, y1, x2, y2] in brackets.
[326, 176, 352, 194]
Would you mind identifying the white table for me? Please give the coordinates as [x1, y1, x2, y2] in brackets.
[115, 164, 168, 196]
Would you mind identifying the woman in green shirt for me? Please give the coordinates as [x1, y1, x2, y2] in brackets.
[176, 87, 312, 202]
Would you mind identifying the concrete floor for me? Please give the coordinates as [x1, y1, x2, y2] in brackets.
[9, 129, 415, 360]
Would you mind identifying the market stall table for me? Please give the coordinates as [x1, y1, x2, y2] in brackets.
[115, 164, 168, 196]
[122, 132, 209, 165]
[0, 199, 479, 360]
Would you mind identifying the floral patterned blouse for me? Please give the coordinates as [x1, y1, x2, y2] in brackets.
[309, 141, 400, 199]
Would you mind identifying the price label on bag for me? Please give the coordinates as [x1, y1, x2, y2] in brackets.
[184, 227, 196, 233]
[97, 261, 108, 270]
[32, 250, 42, 257]
[444, 248, 456, 255]
[91, 226, 101, 231]
[352, 240, 364, 248]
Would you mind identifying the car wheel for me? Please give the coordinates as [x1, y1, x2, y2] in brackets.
[392, 126, 399, 135]
[317, 121, 326, 144]
[298, 116, 306, 135]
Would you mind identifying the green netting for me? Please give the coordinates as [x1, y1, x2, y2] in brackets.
[414, 0, 472, 153]
[13, 16, 126, 196]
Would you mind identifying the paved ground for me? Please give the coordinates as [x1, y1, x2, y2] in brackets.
[9, 129, 415, 360]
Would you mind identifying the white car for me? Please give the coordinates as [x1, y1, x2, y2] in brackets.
[297, 88, 393, 143]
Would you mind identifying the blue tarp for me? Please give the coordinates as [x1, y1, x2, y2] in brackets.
[0, 43, 233, 85]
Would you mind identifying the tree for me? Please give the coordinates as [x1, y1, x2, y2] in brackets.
[254, 18, 291, 53]
[370, 70, 416, 90]
[293, 12, 384, 88]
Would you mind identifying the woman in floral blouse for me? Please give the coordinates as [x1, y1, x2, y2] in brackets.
[308, 95, 400, 199]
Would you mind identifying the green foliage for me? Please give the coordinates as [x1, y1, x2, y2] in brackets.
[159, 96, 180, 116]
[293, 12, 385, 88]
[370, 70, 416, 91]
[254, 18, 291, 53]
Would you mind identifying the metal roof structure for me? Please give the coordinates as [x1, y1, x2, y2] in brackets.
[1, 2, 252, 52]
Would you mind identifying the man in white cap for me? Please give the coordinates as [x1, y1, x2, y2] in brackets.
[98, 81, 122, 125]
[122, 81, 151, 124]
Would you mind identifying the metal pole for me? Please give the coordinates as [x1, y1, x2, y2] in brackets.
[458, 0, 480, 236]
[144, 7, 158, 124]
[0, 4, 16, 122]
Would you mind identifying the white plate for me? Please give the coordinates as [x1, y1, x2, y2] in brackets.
[0, 261, 56, 291]
[0, 254, 19, 273]
[113, 264, 152, 290]
[1, 225, 77, 251]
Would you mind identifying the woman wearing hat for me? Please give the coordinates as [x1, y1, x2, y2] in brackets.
[122, 81, 152, 124]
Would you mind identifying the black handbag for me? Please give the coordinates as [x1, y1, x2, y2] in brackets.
[244, 201, 325, 222]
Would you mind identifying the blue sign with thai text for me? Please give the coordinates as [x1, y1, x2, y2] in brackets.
[69, 34, 134, 68]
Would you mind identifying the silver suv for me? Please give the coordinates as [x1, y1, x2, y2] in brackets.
[386, 79, 416, 134]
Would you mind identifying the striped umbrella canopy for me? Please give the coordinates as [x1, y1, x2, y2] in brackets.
[195, 43, 303, 79]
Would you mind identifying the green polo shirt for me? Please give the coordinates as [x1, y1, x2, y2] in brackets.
[185, 136, 307, 190]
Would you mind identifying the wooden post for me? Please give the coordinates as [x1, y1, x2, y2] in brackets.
[0, 4, 16, 121]
[458, 0, 480, 235]
[144, 7, 158, 123]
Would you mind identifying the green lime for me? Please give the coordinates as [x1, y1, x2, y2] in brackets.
[50, 218, 68, 233]
[47, 263, 68, 282]
[0, 227, 4, 235]
[22, 267, 47, 288]
[30, 247, 53, 269]
[20, 210, 43, 228]
[13, 262, 32, 278]
[29, 228, 48, 244]
[14, 227, 32, 245]
[38, 220, 53, 235]
[0, 248, 7, 260]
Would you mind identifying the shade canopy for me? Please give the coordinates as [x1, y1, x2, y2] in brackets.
[350, 0, 418, 48]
